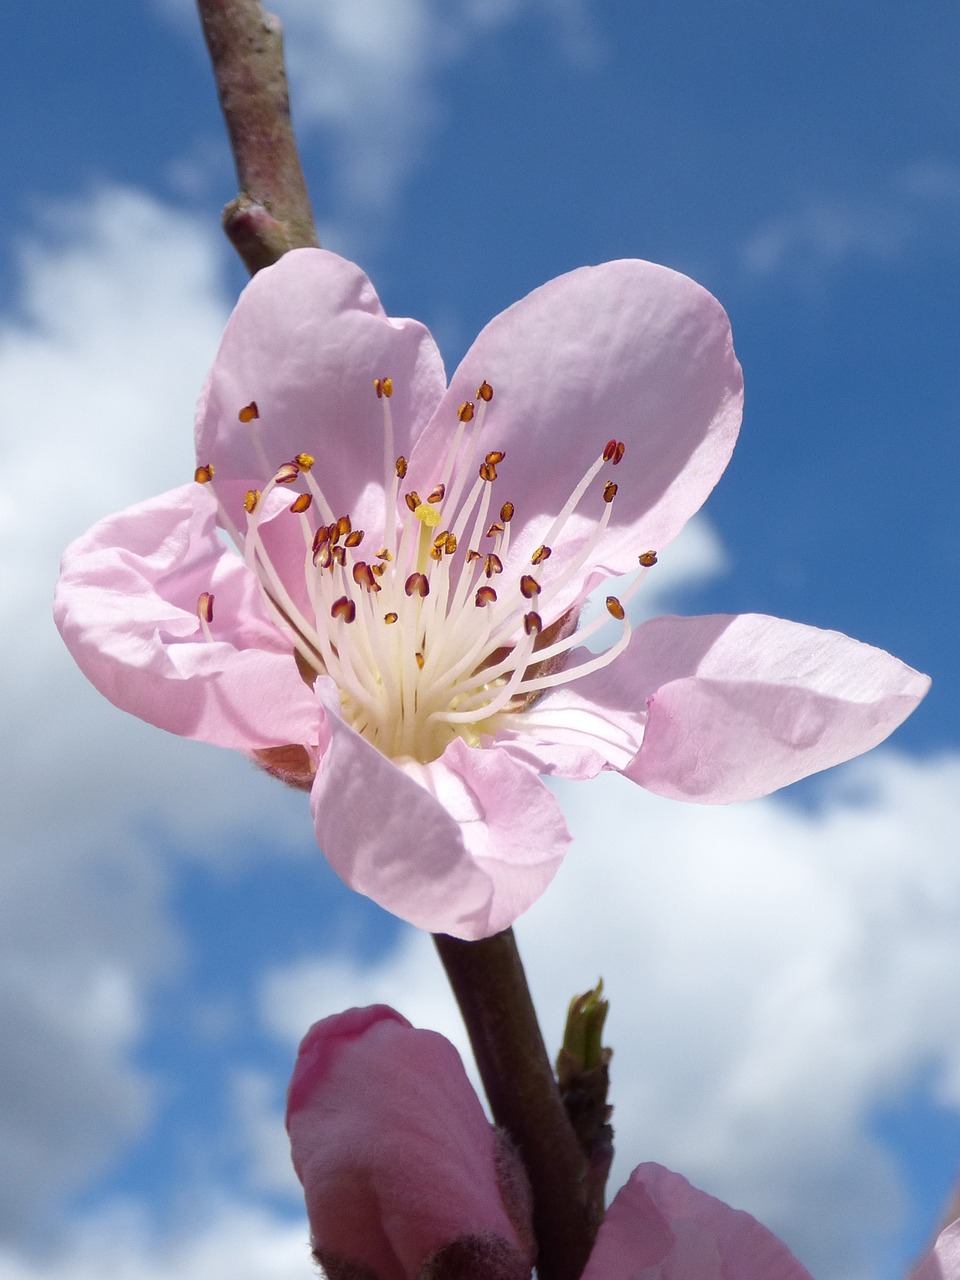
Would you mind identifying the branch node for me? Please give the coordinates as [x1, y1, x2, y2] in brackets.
[197, 0, 319, 274]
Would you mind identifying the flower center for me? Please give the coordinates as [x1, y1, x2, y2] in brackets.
[195, 381, 657, 765]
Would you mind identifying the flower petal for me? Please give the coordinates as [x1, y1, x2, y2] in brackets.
[286, 1006, 533, 1280]
[310, 692, 569, 938]
[584, 1163, 813, 1280]
[54, 484, 321, 750]
[491, 663, 646, 779]
[408, 259, 742, 612]
[619, 614, 931, 802]
[910, 1219, 960, 1280]
[196, 248, 447, 535]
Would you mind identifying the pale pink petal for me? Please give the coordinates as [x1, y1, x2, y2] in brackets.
[54, 484, 321, 750]
[196, 248, 447, 534]
[407, 259, 742, 613]
[491, 662, 646, 779]
[286, 1005, 533, 1280]
[911, 1220, 960, 1280]
[310, 691, 569, 939]
[616, 613, 930, 802]
[584, 1163, 813, 1280]
[245, 483, 318, 622]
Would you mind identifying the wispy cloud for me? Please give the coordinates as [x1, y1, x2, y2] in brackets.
[740, 160, 960, 288]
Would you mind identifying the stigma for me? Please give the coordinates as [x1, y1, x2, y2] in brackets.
[195, 381, 657, 764]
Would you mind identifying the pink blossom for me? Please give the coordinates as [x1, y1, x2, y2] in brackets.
[54, 248, 930, 939]
[286, 1006, 535, 1280]
[583, 1163, 814, 1280]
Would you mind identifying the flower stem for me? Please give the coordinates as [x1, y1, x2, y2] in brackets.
[433, 929, 596, 1280]
[195, 0, 319, 272]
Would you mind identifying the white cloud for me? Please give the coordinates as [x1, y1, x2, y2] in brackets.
[740, 159, 960, 287]
[258, 749, 960, 1280]
[0, 186, 318, 1242]
[0, 1202, 311, 1280]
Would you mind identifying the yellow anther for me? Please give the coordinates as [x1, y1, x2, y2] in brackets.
[244, 489, 262, 513]
[477, 380, 493, 402]
[295, 452, 315, 471]
[289, 492, 313, 514]
[458, 401, 475, 423]
[194, 463, 214, 484]
[238, 401, 259, 423]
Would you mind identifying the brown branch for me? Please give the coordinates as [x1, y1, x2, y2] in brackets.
[434, 929, 597, 1280]
[196, 0, 319, 273]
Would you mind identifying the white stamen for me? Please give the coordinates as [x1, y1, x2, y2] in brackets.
[222, 381, 644, 764]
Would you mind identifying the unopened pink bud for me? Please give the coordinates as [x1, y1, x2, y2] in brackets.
[286, 1006, 535, 1280]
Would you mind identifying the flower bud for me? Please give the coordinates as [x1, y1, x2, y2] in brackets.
[286, 1006, 535, 1280]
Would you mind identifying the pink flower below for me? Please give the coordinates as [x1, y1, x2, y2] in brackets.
[286, 1005, 534, 1280]
[54, 248, 930, 939]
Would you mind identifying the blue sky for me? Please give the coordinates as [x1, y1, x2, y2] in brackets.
[2, 2, 959, 1277]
